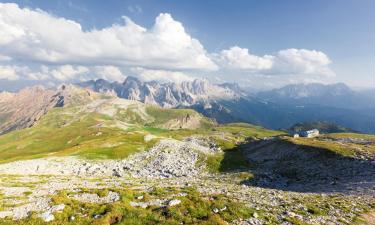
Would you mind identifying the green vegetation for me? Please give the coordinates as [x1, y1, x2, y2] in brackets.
[326, 132, 375, 140]
[287, 137, 358, 157]
[0, 187, 256, 225]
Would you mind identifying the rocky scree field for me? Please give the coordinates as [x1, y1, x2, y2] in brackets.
[0, 85, 374, 225]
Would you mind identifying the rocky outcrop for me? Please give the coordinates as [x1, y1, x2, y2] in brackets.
[0, 138, 219, 178]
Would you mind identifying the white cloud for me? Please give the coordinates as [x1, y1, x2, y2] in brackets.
[219, 47, 334, 77]
[25, 65, 50, 80]
[219, 46, 273, 70]
[272, 48, 334, 77]
[0, 3, 217, 71]
[0, 63, 127, 82]
[0, 54, 12, 61]
[131, 67, 195, 83]
[0, 65, 21, 80]
[50, 65, 89, 81]
[93, 65, 125, 82]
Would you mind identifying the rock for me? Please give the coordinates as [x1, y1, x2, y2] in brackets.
[50, 204, 65, 212]
[40, 211, 54, 222]
[168, 199, 181, 207]
[72, 191, 120, 204]
[253, 212, 259, 218]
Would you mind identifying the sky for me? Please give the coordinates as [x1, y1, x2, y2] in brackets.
[0, 0, 374, 91]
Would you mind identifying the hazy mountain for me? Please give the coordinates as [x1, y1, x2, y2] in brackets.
[256, 83, 375, 110]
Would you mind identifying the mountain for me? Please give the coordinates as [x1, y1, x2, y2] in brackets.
[0, 86, 63, 134]
[256, 83, 375, 110]
[78, 78, 375, 133]
[79, 76, 239, 108]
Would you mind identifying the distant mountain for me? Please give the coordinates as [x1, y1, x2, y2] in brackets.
[288, 121, 356, 134]
[79, 76, 239, 108]
[256, 83, 375, 110]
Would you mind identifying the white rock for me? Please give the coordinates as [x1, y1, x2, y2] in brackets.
[40, 212, 55, 222]
[168, 199, 181, 207]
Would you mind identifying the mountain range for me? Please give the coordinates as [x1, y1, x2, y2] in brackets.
[0, 76, 374, 225]
[78, 77, 375, 134]
[78, 77, 239, 108]
[1, 77, 375, 134]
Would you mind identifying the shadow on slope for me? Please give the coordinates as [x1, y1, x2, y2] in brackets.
[219, 137, 375, 193]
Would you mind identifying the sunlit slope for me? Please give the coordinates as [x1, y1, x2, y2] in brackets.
[0, 88, 283, 163]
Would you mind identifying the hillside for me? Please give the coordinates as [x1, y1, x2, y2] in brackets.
[0, 86, 62, 135]
[0, 85, 223, 163]
[288, 121, 356, 134]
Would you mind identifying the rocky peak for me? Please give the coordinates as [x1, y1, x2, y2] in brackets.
[79, 76, 240, 108]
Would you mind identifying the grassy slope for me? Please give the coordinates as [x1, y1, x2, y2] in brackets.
[287, 133, 375, 157]
[0, 97, 284, 164]
[289, 121, 356, 134]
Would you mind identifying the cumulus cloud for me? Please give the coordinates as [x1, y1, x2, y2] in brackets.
[131, 67, 195, 83]
[220, 46, 273, 70]
[0, 3, 336, 87]
[0, 3, 217, 71]
[219, 47, 334, 77]
[272, 48, 334, 76]
[93, 65, 125, 82]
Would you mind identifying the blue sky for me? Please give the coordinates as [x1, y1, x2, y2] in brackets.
[0, 0, 374, 90]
